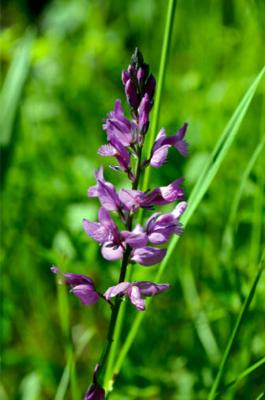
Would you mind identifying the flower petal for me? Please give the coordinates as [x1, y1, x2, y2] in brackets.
[134, 281, 170, 297]
[71, 284, 100, 305]
[101, 242, 124, 260]
[131, 247, 167, 266]
[128, 285, 145, 311]
[104, 282, 131, 300]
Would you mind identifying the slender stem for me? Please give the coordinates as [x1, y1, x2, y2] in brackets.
[142, 0, 178, 193]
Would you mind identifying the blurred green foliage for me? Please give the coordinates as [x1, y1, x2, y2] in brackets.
[1, 0, 265, 399]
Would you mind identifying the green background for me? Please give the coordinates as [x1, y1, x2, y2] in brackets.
[1, 0, 265, 399]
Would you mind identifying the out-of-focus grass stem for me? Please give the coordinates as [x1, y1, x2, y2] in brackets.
[208, 252, 264, 400]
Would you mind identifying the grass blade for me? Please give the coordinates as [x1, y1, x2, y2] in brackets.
[142, 0, 178, 191]
[0, 30, 34, 146]
[208, 253, 264, 400]
[113, 66, 265, 377]
[221, 134, 265, 265]
[219, 356, 265, 395]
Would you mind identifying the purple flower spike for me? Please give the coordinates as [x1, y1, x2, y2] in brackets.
[150, 123, 188, 167]
[131, 247, 167, 266]
[88, 167, 122, 212]
[104, 281, 170, 311]
[51, 266, 100, 305]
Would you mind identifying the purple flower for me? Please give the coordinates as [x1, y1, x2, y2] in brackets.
[98, 136, 131, 174]
[131, 247, 167, 266]
[122, 224, 148, 248]
[104, 281, 170, 311]
[119, 179, 184, 211]
[83, 207, 125, 260]
[88, 167, 122, 212]
[150, 123, 188, 167]
[51, 266, 100, 305]
[145, 201, 187, 244]
[103, 100, 135, 146]
[145, 178, 185, 206]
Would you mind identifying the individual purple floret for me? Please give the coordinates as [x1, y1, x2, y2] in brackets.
[146, 201, 187, 244]
[104, 281, 170, 311]
[88, 167, 123, 212]
[98, 138, 132, 177]
[103, 100, 136, 147]
[149, 123, 188, 167]
[119, 178, 184, 211]
[83, 207, 125, 260]
[51, 266, 100, 305]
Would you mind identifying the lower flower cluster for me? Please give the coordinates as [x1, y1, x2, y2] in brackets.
[51, 267, 170, 311]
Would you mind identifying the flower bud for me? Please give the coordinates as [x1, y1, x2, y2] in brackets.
[125, 79, 139, 109]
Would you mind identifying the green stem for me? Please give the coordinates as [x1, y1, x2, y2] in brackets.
[208, 253, 264, 400]
[142, 0, 178, 193]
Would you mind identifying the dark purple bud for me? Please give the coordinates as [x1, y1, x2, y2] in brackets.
[121, 70, 130, 85]
[145, 74, 156, 100]
[138, 93, 151, 134]
[84, 385, 105, 400]
[84, 364, 105, 399]
[125, 79, 139, 109]
[137, 67, 146, 84]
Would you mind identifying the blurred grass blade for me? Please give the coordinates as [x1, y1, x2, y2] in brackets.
[208, 253, 264, 400]
[0, 30, 34, 146]
[219, 356, 265, 395]
[55, 328, 94, 400]
[56, 270, 80, 400]
[113, 66, 265, 377]
[179, 261, 220, 364]
[221, 134, 265, 264]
